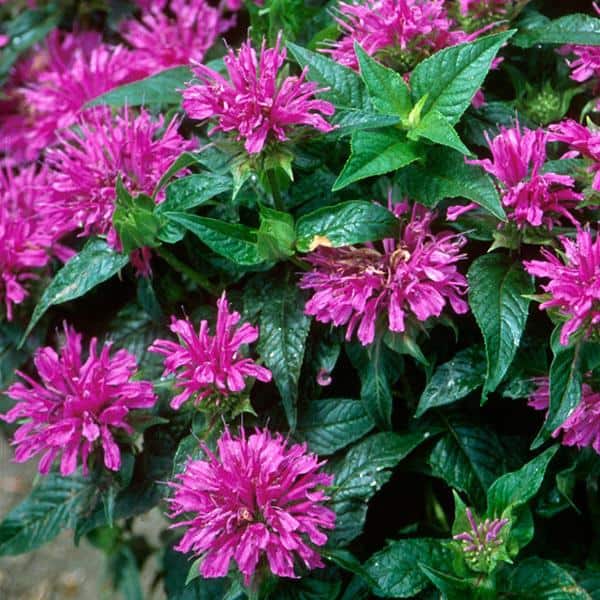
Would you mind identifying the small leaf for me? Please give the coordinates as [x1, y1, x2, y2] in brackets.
[257, 205, 296, 261]
[113, 186, 161, 254]
[407, 108, 472, 156]
[296, 200, 398, 252]
[23, 239, 129, 342]
[157, 173, 232, 214]
[468, 255, 533, 400]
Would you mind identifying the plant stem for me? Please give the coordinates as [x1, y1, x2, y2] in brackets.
[155, 246, 219, 296]
[267, 169, 284, 212]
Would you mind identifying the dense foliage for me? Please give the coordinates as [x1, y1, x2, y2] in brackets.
[1, 0, 600, 598]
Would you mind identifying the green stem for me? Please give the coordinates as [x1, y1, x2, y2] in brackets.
[155, 246, 219, 296]
[266, 169, 284, 212]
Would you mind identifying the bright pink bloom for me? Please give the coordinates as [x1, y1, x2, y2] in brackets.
[299, 202, 468, 346]
[548, 119, 600, 191]
[529, 377, 600, 454]
[0, 165, 71, 320]
[1, 324, 157, 476]
[560, 44, 600, 83]
[182, 34, 335, 154]
[45, 108, 195, 251]
[121, 0, 232, 75]
[468, 124, 582, 228]
[149, 293, 272, 410]
[524, 228, 600, 346]
[168, 427, 335, 584]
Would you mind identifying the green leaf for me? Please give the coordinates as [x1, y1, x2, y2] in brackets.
[502, 557, 591, 599]
[418, 564, 474, 600]
[108, 545, 143, 600]
[365, 538, 454, 598]
[332, 109, 401, 135]
[487, 446, 558, 516]
[468, 255, 533, 400]
[513, 14, 600, 48]
[416, 346, 486, 417]
[396, 149, 505, 220]
[157, 173, 232, 214]
[329, 431, 430, 545]
[87, 66, 192, 107]
[257, 278, 311, 430]
[23, 239, 129, 342]
[407, 109, 472, 156]
[287, 42, 368, 109]
[410, 31, 515, 125]
[275, 577, 343, 600]
[333, 129, 422, 191]
[296, 200, 398, 252]
[355, 43, 411, 116]
[0, 472, 92, 556]
[164, 212, 263, 265]
[295, 398, 374, 455]
[0, 322, 32, 389]
[257, 205, 296, 261]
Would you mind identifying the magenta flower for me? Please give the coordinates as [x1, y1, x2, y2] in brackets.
[0, 165, 72, 320]
[529, 377, 600, 454]
[524, 228, 600, 346]
[121, 0, 233, 75]
[45, 108, 195, 251]
[182, 34, 335, 154]
[467, 124, 582, 228]
[1, 324, 157, 476]
[548, 119, 600, 192]
[168, 427, 335, 584]
[560, 44, 600, 84]
[299, 202, 468, 346]
[149, 293, 272, 410]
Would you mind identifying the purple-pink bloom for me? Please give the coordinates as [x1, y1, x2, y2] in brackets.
[548, 119, 600, 192]
[149, 293, 272, 410]
[182, 34, 335, 154]
[168, 427, 335, 584]
[121, 0, 233, 75]
[45, 108, 195, 251]
[524, 227, 600, 346]
[467, 124, 582, 228]
[299, 202, 468, 346]
[0, 165, 72, 320]
[454, 507, 508, 552]
[529, 376, 600, 454]
[1, 323, 157, 476]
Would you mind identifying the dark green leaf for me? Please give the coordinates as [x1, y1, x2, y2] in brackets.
[513, 14, 600, 48]
[411, 31, 515, 125]
[108, 545, 143, 600]
[23, 239, 129, 341]
[332, 109, 400, 135]
[296, 200, 399, 252]
[468, 255, 533, 399]
[408, 109, 472, 156]
[275, 577, 343, 600]
[157, 173, 232, 214]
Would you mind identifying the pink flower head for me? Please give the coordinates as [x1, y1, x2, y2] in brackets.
[168, 427, 335, 584]
[299, 202, 468, 346]
[468, 124, 582, 228]
[121, 0, 233, 75]
[524, 227, 600, 346]
[45, 108, 195, 249]
[149, 293, 272, 410]
[0, 165, 72, 320]
[529, 376, 600, 454]
[453, 507, 509, 552]
[1, 323, 157, 476]
[182, 34, 335, 154]
[548, 119, 600, 192]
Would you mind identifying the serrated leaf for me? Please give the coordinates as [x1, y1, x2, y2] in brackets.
[23, 238, 129, 341]
[296, 200, 398, 252]
[366, 538, 454, 598]
[157, 173, 232, 214]
[396, 149, 505, 219]
[295, 398, 374, 455]
[87, 66, 192, 107]
[408, 109, 472, 155]
[468, 255, 533, 400]
[487, 445, 558, 516]
[257, 279, 311, 430]
[333, 129, 422, 191]
[329, 431, 430, 545]
[0, 472, 92, 555]
[513, 13, 600, 48]
[287, 42, 368, 109]
[355, 43, 411, 116]
[331, 109, 400, 134]
[416, 346, 486, 417]
[411, 31, 515, 125]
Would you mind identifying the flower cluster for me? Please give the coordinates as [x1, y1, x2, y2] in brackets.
[182, 35, 335, 154]
[150, 293, 272, 410]
[300, 202, 468, 346]
[168, 428, 335, 584]
[1, 324, 157, 476]
[524, 227, 600, 345]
